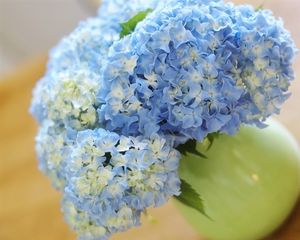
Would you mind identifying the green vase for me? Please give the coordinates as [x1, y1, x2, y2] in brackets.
[175, 119, 300, 240]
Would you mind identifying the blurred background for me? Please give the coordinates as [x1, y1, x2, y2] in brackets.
[0, 1, 300, 240]
[0, 0, 100, 74]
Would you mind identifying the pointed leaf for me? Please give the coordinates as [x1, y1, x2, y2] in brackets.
[177, 140, 207, 158]
[120, 8, 153, 38]
[206, 132, 220, 151]
[175, 179, 211, 219]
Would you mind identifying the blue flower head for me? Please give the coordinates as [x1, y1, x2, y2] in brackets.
[98, 0, 297, 145]
[64, 129, 180, 239]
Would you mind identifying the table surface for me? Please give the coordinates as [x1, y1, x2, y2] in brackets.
[1, 1, 300, 239]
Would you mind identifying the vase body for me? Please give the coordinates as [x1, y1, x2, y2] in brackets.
[176, 119, 300, 240]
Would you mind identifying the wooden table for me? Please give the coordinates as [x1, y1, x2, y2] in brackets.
[1, 1, 300, 239]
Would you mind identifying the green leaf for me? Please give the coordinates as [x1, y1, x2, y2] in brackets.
[120, 8, 153, 38]
[175, 179, 211, 219]
[206, 132, 220, 151]
[176, 139, 207, 159]
[256, 3, 265, 11]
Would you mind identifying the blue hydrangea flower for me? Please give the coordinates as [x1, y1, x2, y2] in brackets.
[47, 17, 119, 74]
[62, 198, 110, 240]
[98, 0, 296, 146]
[35, 120, 76, 190]
[64, 128, 180, 239]
[31, 69, 101, 130]
[30, 0, 297, 239]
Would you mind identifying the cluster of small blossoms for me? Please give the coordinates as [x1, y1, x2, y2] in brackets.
[31, 69, 100, 130]
[64, 129, 180, 239]
[30, 0, 296, 239]
[62, 198, 110, 240]
[234, 5, 296, 119]
[35, 121, 75, 190]
[99, 0, 296, 145]
[48, 17, 119, 74]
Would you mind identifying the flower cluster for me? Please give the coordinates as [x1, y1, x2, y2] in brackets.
[30, 0, 296, 239]
[64, 129, 180, 239]
[35, 121, 72, 190]
[48, 17, 119, 74]
[31, 69, 100, 130]
[36, 124, 180, 240]
[99, 0, 296, 145]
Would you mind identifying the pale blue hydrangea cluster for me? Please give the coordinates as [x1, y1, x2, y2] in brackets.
[64, 129, 180, 239]
[31, 69, 100, 129]
[35, 124, 180, 239]
[35, 121, 72, 190]
[48, 18, 119, 74]
[30, 0, 296, 239]
[62, 198, 109, 240]
[99, 0, 297, 145]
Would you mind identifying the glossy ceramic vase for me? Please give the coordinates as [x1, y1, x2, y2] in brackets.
[175, 119, 300, 240]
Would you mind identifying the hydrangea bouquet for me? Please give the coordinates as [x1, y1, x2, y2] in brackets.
[30, 0, 299, 239]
